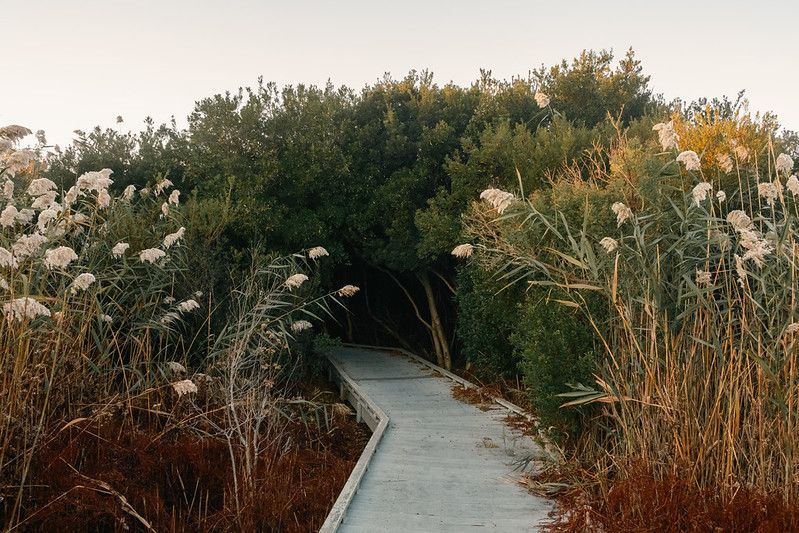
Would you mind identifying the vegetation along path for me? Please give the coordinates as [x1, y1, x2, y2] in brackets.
[325, 346, 551, 532]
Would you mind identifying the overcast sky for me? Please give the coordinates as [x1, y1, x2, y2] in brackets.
[3, 0, 797, 147]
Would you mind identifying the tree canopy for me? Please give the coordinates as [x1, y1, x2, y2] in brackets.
[45, 49, 664, 367]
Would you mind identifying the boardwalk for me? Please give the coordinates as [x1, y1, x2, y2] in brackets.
[326, 346, 552, 532]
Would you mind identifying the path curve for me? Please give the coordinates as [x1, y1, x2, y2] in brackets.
[325, 346, 552, 532]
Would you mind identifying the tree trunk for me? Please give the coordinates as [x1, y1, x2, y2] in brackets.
[419, 271, 452, 370]
[429, 314, 444, 366]
[345, 309, 354, 341]
[380, 267, 443, 364]
[362, 274, 380, 345]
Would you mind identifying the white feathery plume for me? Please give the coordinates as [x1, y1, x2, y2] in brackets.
[111, 242, 130, 258]
[776, 153, 794, 175]
[308, 246, 329, 260]
[611, 202, 633, 226]
[139, 248, 166, 264]
[2, 297, 51, 322]
[43, 246, 78, 269]
[757, 182, 779, 206]
[451, 244, 474, 258]
[716, 153, 733, 173]
[691, 182, 713, 206]
[652, 121, 678, 150]
[172, 379, 198, 397]
[600, 237, 619, 253]
[163, 227, 185, 249]
[70, 273, 96, 294]
[479, 188, 515, 214]
[285, 273, 309, 289]
[177, 299, 200, 313]
[677, 150, 701, 171]
[154, 179, 173, 195]
[291, 320, 313, 333]
[534, 91, 550, 108]
[26, 178, 56, 197]
[13, 233, 48, 258]
[0, 247, 17, 269]
[0, 204, 18, 228]
[122, 184, 136, 201]
[337, 285, 360, 297]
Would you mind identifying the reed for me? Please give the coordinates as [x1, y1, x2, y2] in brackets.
[0, 128, 358, 530]
[465, 115, 799, 511]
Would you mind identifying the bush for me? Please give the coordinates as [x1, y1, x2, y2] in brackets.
[511, 289, 599, 435]
[0, 127, 360, 529]
[456, 262, 599, 436]
[455, 261, 521, 376]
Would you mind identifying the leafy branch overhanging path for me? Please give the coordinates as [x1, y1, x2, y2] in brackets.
[322, 346, 552, 532]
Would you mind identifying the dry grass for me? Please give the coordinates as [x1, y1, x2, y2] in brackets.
[451, 384, 499, 411]
[9, 391, 369, 532]
[0, 143, 360, 530]
[529, 459, 799, 533]
[468, 112, 799, 524]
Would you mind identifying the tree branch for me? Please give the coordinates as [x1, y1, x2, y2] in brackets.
[431, 268, 456, 295]
[377, 266, 433, 332]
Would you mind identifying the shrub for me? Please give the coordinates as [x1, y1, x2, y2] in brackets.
[511, 289, 599, 435]
[456, 262, 599, 436]
[455, 261, 521, 376]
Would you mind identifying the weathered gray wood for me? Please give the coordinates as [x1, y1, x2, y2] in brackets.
[318, 352, 390, 532]
[323, 346, 552, 532]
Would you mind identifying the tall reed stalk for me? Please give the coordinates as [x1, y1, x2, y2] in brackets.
[466, 127, 798, 504]
[1, 126, 360, 529]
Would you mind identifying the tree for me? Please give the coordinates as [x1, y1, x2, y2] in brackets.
[41, 50, 658, 370]
[535, 48, 655, 127]
[45, 118, 185, 192]
[343, 71, 481, 367]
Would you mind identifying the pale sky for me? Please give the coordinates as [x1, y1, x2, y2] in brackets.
[3, 0, 797, 147]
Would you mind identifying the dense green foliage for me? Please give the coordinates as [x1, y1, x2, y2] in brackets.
[511, 291, 598, 432]
[42, 49, 797, 437]
[454, 261, 519, 375]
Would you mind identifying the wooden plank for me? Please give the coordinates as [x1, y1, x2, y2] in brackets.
[342, 343, 561, 461]
[320, 346, 553, 532]
[318, 356, 390, 532]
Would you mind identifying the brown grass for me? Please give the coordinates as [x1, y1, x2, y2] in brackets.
[504, 413, 539, 437]
[451, 384, 498, 411]
[458, 367, 536, 412]
[530, 461, 799, 533]
[3, 391, 369, 532]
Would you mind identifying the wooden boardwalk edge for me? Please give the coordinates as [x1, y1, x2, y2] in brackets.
[320, 343, 561, 532]
[319, 351, 390, 532]
[340, 343, 561, 462]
